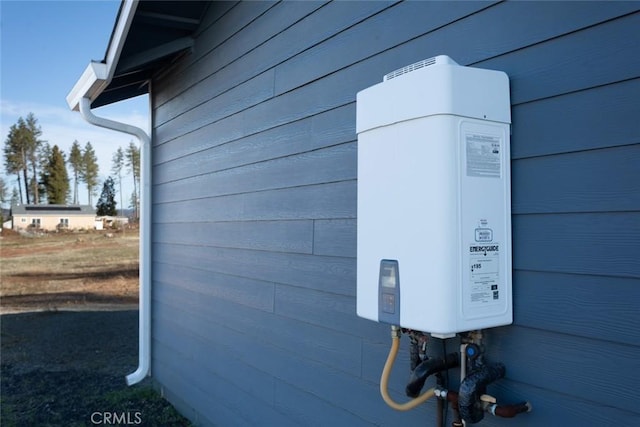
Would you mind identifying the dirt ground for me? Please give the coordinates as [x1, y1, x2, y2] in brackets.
[1, 229, 139, 314]
[0, 230, 191, 426]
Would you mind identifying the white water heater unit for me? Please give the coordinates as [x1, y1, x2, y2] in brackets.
[356, 55, 512, 337]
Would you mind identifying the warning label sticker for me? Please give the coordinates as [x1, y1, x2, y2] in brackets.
[466, 133, 501, 178]
[469, 244, 500, 304]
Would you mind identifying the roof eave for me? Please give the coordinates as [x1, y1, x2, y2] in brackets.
[66, 0, 139, 111]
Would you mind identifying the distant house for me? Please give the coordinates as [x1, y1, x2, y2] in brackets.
[11, 205, 96, 231]
[68, 1, 640, 426]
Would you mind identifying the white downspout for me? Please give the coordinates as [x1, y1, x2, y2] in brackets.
[79, 97, 151, 386]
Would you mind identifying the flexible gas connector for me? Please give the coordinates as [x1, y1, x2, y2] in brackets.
[380, 326, 436, 411]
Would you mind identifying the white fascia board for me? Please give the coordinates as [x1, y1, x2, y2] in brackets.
[105, 0, 139, 82]
[66, 0, 139, 111]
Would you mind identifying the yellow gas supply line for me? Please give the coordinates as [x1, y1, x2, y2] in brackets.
[380, 325, 436, 411]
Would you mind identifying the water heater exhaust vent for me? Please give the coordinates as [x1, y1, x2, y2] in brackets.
[384, 55, 457, 81]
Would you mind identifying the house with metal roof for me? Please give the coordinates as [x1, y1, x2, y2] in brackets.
[11, 204, 97, 231]
[67, 1, 640, 426]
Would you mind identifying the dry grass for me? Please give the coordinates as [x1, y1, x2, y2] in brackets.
[1, 230, 139, 313]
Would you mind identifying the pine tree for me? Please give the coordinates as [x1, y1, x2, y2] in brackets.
[111, 147, 125, 215]
[68, 141, 83, 204]
[3, 121, 29, 204]
[43, 145, 70, 204]
[0, 177, 7, 224]
[0, 177, 8, 205]
[81, 142, 99, 205]
[37, 142, 52, 203]
[125, 141, 140, 219]
[25, 113, 44, 204]
[129, 190, 139, 222]
[3, 114, 44, 204]
[0, 177, 8, 212]
[10, 187, 20, 207]
[96, 176, 117, 216]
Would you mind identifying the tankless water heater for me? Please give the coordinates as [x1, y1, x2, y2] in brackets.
[356, 55, 512, 337]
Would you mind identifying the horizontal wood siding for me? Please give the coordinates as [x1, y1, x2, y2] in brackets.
[512, 144, 640, 213]
[150, 1, 640, 425]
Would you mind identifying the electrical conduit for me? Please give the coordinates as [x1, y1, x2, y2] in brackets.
[380, 326, 436, 411]
[79, 97, 151, 385]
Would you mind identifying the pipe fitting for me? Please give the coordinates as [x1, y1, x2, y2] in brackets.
[380, 326, 436, 411]
[489, 401, 532, 418]
[391, 325, 402, 338]
[458, 363, 506, 424]
[405, 352, 459, 398]
[408, 331, 429, 371]
[434, 387, 448, 399]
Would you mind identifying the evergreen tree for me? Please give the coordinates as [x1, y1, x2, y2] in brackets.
[25, 113, 44, 204]
[37, 142, 52, 203]
[11, 187, 20, 206]
[111, 147, 125, 215]
[43, 145, 70, 204]
[3, 114, 44, 204]
[125, 141, 140, 219]
[80, 141, 99, 205]
[129, 190, 139, 222]
[3, 120, 29, 204]
[0, 177, 8, 207]
[0, 178, 7, 224]
[96, 176, 117, 216]
[0, 177, 8, 227]
[68, 140, 83, 204]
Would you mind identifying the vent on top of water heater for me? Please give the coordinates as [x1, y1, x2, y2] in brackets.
[383, 55, 458, 81]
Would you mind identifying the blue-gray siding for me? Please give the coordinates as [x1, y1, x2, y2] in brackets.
[150, 1, 640, 425]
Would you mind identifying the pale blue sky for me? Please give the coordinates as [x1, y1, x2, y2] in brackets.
[1, 0, 147, 207]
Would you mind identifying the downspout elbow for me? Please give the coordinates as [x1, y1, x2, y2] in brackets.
[79, 98, 149, 146]
[79, 97, 152, 386]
